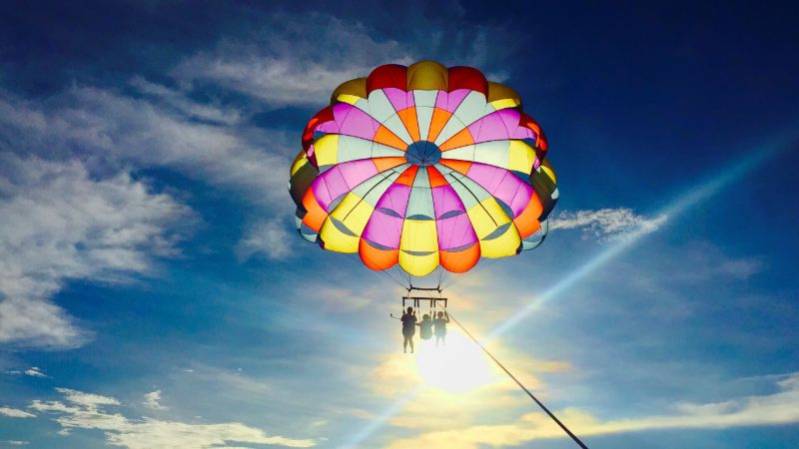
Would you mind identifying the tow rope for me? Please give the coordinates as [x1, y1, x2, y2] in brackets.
[448, 313, 590, 449]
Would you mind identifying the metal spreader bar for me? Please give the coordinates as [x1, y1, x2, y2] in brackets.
[402, 296, 448, 309]
[402, 285, 447, 310]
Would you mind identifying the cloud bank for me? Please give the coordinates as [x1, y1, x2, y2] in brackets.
[385, 372, 799, 449]
[29, 387, 314, 449]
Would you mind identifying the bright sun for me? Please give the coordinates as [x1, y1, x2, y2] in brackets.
[412, 328, 501, 393]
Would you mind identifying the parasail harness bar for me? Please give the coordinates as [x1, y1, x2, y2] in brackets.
[407, 284, 441, 292]
[402, 285, 447, 311]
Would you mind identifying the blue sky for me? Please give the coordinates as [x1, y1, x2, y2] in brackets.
[1, 1, 798, 448]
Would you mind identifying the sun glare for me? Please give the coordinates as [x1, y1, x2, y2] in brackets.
[412, 328, 501, 393]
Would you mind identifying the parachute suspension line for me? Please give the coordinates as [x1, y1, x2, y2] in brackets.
[440, 255, 499, 291]
[378, 268, 410, 290]
[341, 171, 397, 221]
[447, 313, 591, 449]
[429, 267, 444, 315]
[439, 268, 461, 291]
[446, 171, 499, 226]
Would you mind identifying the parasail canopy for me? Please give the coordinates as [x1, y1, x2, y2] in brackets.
[289, 60, 558, 276]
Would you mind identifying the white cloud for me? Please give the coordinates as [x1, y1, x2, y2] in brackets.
[0, 155, 193, 348]
[385, 372, 799, 449]
[172, 12, 513, 107]
[0, 406, 35, 418]
[175, 51, 402, 108]
[30, 387, 314, 449]
[128, 76, 243, 126]
[178, 365, 272, 396]
[24, 366, 46, 378]
[0, 81, 295, 295]
[235, 219, 293, 261]
[3, 441, 28, 446]
[173, 16, 369, 107]
[549, 208, 667, 241]
[717, 258, 764, 279]
[55, 388, 120, 408]
[143, 390, 167, 411]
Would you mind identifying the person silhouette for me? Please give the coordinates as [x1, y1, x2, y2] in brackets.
[419, 313, 433, 341]
[434, 311, 450, 346]
[400, 307, 417, 353]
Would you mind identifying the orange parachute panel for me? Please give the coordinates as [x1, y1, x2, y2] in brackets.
[426, 166, 449, 188]
[439, 159, 472, 175]
[397, 107, 421, 142]
[513, 193, 544, 238]
[439, 127, 474, 151]
[301, 189, 328, 232]
[359, 239, 399, 271]
[374, 125, 409, 150]
[395, 165, 419, 186]
[440, 244, 480, 273]
[427, 108, 453, 142]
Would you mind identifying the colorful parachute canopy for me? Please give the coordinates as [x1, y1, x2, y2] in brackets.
[289, 61, 558, 276]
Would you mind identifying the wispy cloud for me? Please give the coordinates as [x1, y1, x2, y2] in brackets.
[172, 12, 513, 108]
[235, 218, 294, 261]
[24, 367, 46, 378]
[54, 388, 121, 408]
[0, 406, 35, 418]
[0, 155, 193, 348]
[173, 17, 411, 107]
[550, 208, 667, 241]
[129, 76, 243, 126]
[0, 85, 293, 207]
[29, 387, 314, 448]
[716, 257, 764, 279]
[177, 365, 272, 397]
[618, 241, 768, 287]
